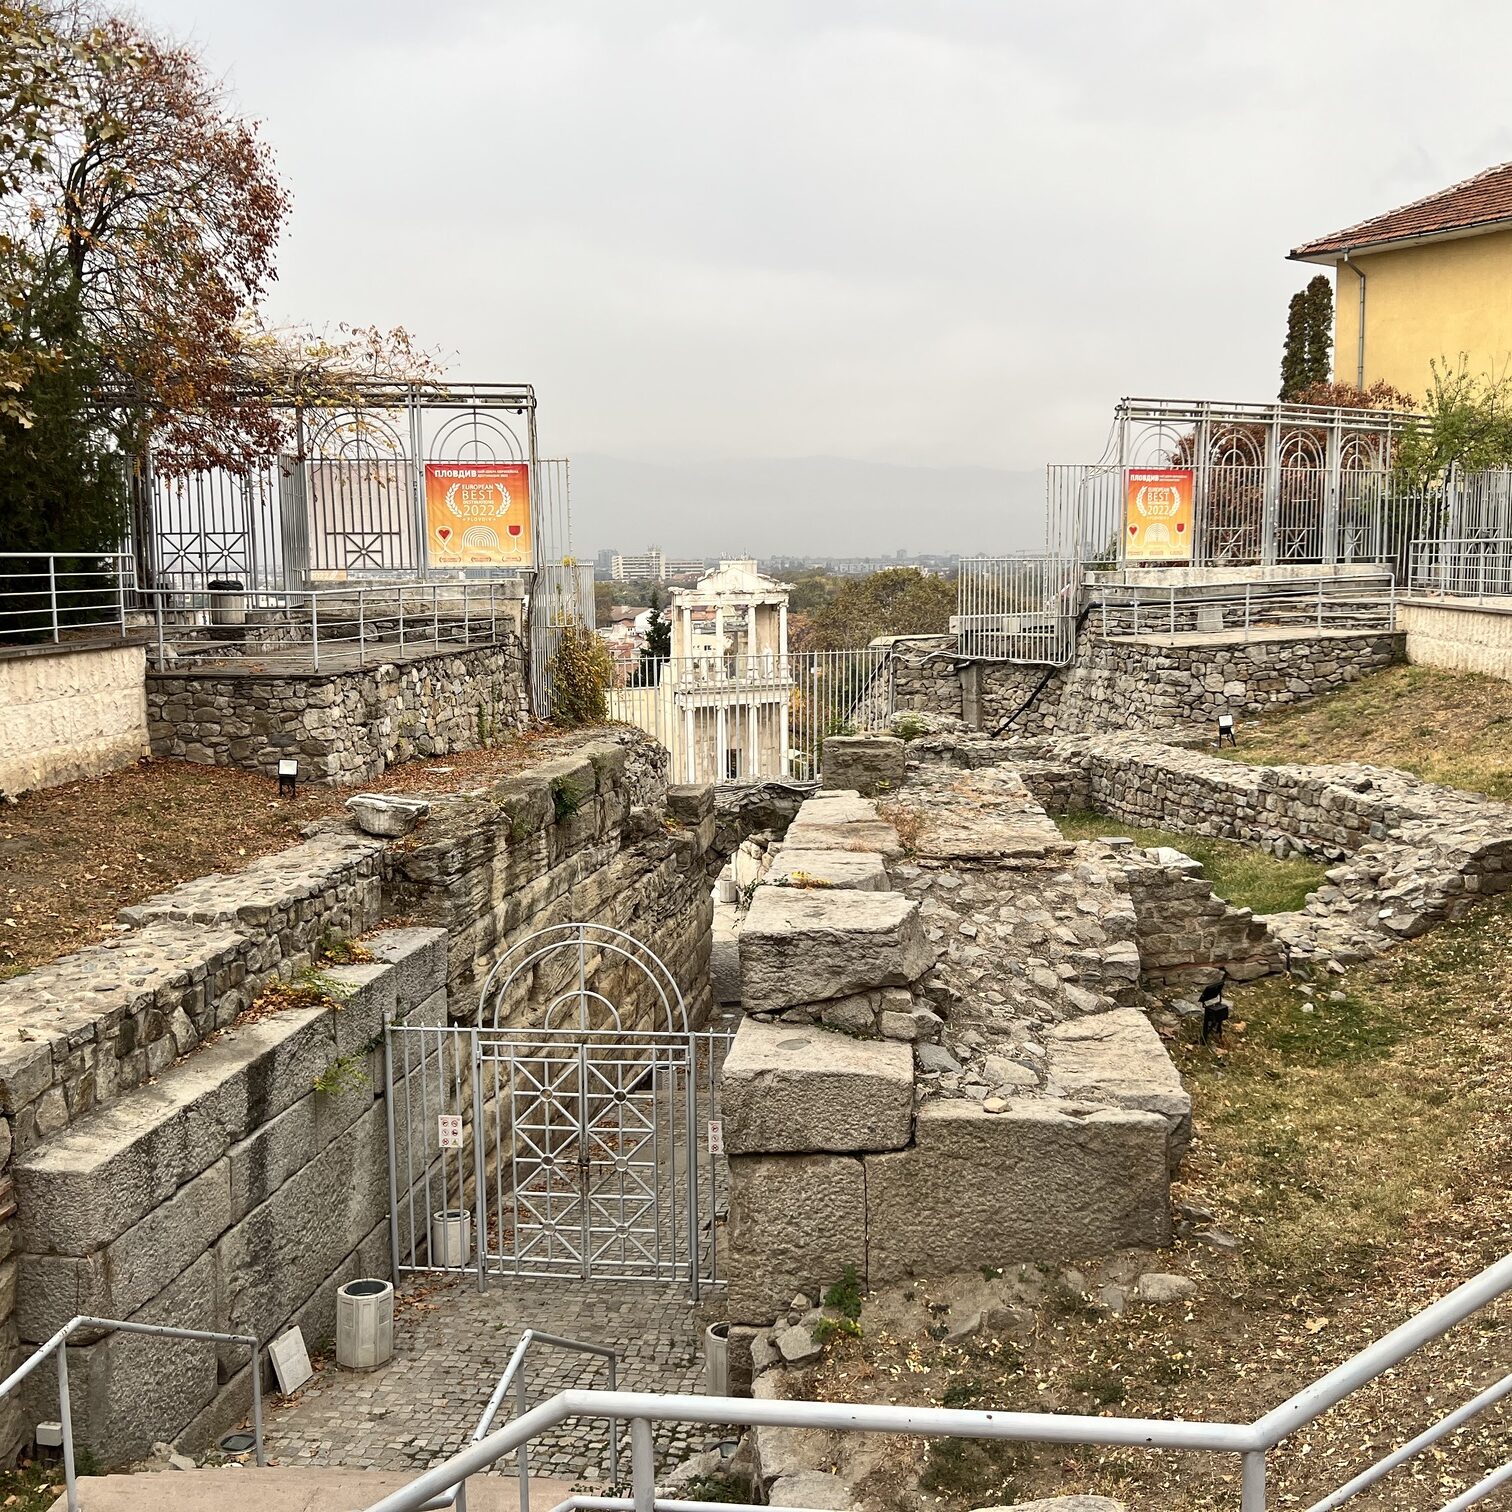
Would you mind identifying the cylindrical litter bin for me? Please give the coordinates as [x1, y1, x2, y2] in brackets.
[335, 1278, 394, 1370]
[704, 1322, 729, 1395]
[207, 578, 247, 627]
[430, 1209, 472, 1268]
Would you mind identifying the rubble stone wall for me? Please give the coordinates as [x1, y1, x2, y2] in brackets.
[888, 627, 1402, 736]
[146, 638, 526, 786]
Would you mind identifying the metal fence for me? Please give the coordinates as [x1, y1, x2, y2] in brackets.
[0, 552, 132, 645]
[143, 579, 521, 673]
[1045, 399, 1512, 573]
[955, 554, 1081, 664]
[1408, 537, 1512, 602]
[529, 562, 597, 719]
[1090, 571, 1398, 640]
[606, 648, 894, 784]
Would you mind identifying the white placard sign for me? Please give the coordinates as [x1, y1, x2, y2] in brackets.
[707, 1119, 724, 1156]
[438, 1114, 464, 1149]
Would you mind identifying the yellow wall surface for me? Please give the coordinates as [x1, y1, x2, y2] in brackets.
[1331, 226, 1512, 400]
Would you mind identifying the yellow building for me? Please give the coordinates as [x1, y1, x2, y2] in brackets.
[1290, 161, 1512, 399]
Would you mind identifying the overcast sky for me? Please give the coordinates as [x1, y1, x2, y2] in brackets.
[129, 1, 1512, 553]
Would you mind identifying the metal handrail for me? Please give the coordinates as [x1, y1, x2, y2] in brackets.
[1407, 536, 1512, 602]
[0, 1314, 265, 1512]
[431, 1330, 619, 1512]
[359, 1253, 1512, 1512]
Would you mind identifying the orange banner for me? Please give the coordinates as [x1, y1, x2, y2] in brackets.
[1125, 468, 1194, 561]
[423, 462, 533, 568]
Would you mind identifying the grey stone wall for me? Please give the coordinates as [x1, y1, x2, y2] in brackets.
[13, 927, 445, 1463]
[146, 638, 526, 786]
[384, 731, 716, 1029]
[911, 731, 1512, 972]
[890, 626, 1403, 737]
[722, 770, 1184, 1327]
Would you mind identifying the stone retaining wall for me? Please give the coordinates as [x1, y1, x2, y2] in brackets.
[888, 626, 1403, 736]
[0, 727, 724, 1461]
[146, 638, 526, 786]
[1398, 598, 1512, 682]
[14, 927, 445, 1462]
[0, 642, 149, 799]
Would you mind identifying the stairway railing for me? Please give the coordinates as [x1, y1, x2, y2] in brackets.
[362, 1253, 1512, 1512]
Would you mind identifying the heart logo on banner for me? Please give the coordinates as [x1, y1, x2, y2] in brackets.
[437, 527, 453, 543]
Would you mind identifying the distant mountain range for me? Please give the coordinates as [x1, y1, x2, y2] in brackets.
[564, 453, 1047, 560]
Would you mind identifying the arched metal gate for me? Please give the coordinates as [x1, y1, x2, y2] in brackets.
[384, 925, 731, 1298]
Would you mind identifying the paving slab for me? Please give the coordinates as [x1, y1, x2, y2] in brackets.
[48, 1466, 581, 1512]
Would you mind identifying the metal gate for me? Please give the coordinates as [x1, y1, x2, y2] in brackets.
[386, 925, 731, 1298]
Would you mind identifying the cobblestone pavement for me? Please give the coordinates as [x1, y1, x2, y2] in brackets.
[265, 1273, 731, 1486]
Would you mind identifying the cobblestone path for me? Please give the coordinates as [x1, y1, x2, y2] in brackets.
[266, 1273, 730, 1485]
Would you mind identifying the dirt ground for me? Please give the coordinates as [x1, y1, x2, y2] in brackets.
[0, 726, 621, 979]
[804, 890, 1512, 1511]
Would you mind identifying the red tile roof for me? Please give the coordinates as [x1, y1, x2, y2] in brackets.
[1290, 160, 1512, 260]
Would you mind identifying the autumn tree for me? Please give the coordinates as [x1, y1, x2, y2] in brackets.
[797, 567, 955, 652]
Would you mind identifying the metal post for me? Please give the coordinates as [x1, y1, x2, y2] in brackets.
[433, 582, 439, 651]
[515, 1366, 531, 1512]
[384, 1015, 402, 1278]
[57, 1340, 78, 1512]
[250, 1344, 267, 1466]
[311, 593, 320, 672]
[463, 585, 470, 647]
[607, 1358, 621, 1490]
[1241, 1449, 1266, 1511]
[630, 1417, 654, 1512]
[155, 589, 166, 667]
[685, 1042, 700, 1302]
[48, 556, 59, 643]
[1169, 584, 1175, 634]
[471, 1031, 488, 1296]
[399, 592, 406, 657]
[117, 560, 127, 638]
[359, 590, 366, 668]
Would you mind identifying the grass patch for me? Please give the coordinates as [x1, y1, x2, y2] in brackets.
[812, 889, 1512, 1510]
[1175, 889, 1512, 1288]
[1211, 663, 1512, 801]
[1053, 809, 1325, 914]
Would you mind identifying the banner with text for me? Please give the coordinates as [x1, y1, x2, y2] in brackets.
[423, 461, 533, 569]
[1125, 468, 1194, 562]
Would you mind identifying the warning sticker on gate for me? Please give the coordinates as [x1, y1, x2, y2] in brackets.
[437, 1114, 464, 1149]
[707, 1119, 724, 1156]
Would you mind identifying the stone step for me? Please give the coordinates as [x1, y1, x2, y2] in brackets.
[47, 1466, 582, 1512]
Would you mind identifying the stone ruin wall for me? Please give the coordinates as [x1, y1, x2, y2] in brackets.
[146, 637, 527, 786]
[913, 730, 1512, 971]
[719, 739, 1191, 1378]
[889, 624, 1403, 737]
[0, 728, 721, 1462]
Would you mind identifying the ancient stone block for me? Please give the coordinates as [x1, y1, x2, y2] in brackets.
[726, 1153, 866, 1325]
[820, 735, 907, 797]
[18, 1159, 231, 1339]
[1043, 1008, 1193, 1165]
[865, 1100, 1170, 1283]
[739, 888, 933, 1013]
[766, 848, 890, 892]
[722, 1019, 913, 1155]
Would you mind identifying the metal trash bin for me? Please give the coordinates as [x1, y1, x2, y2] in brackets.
[207, 578, 247, 627]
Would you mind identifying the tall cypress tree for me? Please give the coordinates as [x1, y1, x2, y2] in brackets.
[1302, 274, 1334, 388]
[1279, 288, 1310, 400]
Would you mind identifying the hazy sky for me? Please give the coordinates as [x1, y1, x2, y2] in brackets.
[128, 1, 1512, 551]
